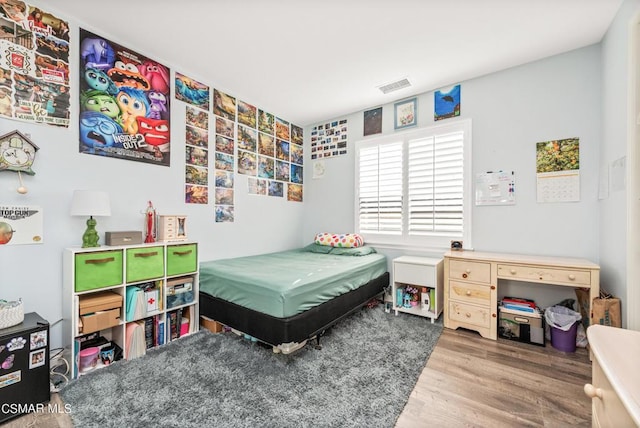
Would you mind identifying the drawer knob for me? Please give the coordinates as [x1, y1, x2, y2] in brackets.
[568, 274, 576, 281]
[465, 290, 471, 296]
[490, 285, 496, 290]
[465, 312, 471, 318]
[465, 269, 471, 273]
[492, 313, 497, 318]
[510, 269, 517, 275]
[462, 273, 468, 279]
[584, 383, 603, 399]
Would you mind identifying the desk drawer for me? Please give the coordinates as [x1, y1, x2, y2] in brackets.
[589, 356, 635, 428]
[449, 260, 491, 284]
[497, 264, 590, 286]
[394, 262, 435, 287]
[449, 280, 492, 306]
[448, 301, 493, 329]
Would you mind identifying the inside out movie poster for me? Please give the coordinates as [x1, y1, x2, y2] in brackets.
[79, 28, 171, 166]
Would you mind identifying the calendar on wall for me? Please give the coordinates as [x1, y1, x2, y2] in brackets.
[535, 138, 580, 203]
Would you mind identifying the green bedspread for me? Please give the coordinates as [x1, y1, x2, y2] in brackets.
[199, 248, 387, 318]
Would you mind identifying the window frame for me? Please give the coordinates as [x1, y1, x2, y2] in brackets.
[354, 118, 473, 251]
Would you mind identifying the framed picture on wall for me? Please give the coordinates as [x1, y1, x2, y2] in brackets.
[363, 107, 382, 136]
[394, 97, 417, 130]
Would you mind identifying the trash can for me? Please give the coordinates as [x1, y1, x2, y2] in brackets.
[544, 305, 582, 352]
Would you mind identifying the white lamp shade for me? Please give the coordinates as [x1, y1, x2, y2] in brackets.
[70, 190, 111, 217]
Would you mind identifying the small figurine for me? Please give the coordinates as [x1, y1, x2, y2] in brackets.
[396, 288, 404, 308]
[144, 201, 156, 243]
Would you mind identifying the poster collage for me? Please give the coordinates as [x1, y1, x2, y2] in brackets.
[309, 119, 348, 160]
[0, 1, 70, 127]
[176, 75, 304, 223]
[0, 3, 303, 224]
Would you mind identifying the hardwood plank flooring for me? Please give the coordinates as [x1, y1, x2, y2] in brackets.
[395, 327, 592, 427]
[4, 327, 591, 427]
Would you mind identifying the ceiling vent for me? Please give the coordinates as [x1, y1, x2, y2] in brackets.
[377, 78, 411, 94]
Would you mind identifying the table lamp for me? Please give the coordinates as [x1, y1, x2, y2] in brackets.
[70, 190, 111, 248]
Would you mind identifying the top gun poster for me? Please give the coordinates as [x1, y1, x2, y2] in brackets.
[0, 2, 70, 127]
[79, 28, 171, 166]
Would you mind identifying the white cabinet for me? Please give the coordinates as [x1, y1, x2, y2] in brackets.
[62, 241, 199, 378]
[585, 324, 640, 427]
[392, 256, 443, 323]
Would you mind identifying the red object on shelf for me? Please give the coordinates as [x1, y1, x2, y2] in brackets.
[144, 201, 156, 243]
[501, 296, 536, 308]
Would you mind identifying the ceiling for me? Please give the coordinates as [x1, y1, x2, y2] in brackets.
[49, 0, 623, 126]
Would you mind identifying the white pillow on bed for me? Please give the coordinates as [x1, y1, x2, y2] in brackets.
[314, 232, 364, 248]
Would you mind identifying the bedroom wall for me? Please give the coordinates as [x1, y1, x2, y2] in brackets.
[599, 0, 640, 329]
[0, 2, 304, 349]
[303, 45, 602, 308]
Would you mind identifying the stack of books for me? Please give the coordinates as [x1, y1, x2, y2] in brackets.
[499, 296, 542, 318]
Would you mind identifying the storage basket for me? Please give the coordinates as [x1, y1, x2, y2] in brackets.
[0, 299, 24, 329]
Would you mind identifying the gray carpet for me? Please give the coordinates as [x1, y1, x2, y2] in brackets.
[60, 305, 442, 428]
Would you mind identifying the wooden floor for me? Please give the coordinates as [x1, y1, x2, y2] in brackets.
[4, 327, 592, 428]
[396, 327, 592, 427]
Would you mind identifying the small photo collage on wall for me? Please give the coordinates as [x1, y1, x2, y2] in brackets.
[310, 119, 347, 160]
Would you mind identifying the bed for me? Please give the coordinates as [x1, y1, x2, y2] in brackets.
[199, 244, 388, 353]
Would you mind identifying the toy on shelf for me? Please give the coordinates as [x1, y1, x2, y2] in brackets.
[144, 201, 157, 243]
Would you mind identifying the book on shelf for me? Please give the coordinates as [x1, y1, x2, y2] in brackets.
[157, 319, 165, 346]
[144, 317, 154, 349]
[126, 281, 162, 322]
[501, 296, 536, 308]
[499, 305, 542, 318]
[125, 321, 146, 359]
[168, 311, 178, 341]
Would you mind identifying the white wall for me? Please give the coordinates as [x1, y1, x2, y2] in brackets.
[305, 45, 601, 258]
[304, 45, 602, 305]
[600, 0, 640, 329]
[0, 7, 304, 348]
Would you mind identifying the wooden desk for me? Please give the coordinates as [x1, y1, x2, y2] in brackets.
[443, 250, 600, 340]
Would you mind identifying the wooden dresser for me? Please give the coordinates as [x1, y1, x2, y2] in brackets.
[585, 325, 640, 427]
[443, 250, 600, 340]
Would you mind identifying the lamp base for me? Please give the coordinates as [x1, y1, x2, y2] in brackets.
[81, 216, 100, 248]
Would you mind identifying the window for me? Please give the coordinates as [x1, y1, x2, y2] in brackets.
[355, 119, 472, 250]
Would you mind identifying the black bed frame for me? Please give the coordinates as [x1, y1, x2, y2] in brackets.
[199, 272, 389, 348]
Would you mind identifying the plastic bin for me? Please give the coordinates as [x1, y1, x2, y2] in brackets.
[550, 321, 578, 352]
[545, 305, 582, 352]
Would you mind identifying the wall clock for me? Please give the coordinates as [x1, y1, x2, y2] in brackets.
[0, 130, 38, 176]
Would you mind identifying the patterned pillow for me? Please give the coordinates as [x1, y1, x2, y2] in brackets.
[314, 233, 364, 248]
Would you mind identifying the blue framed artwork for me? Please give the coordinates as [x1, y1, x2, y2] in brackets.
[394, 98, 417, 130]
[434, 84, 461, 121]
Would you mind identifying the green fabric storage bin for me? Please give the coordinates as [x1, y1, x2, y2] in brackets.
[75, 250, 124, 292]
[166, 244, 197, 276]
[126, 246, 164, 283]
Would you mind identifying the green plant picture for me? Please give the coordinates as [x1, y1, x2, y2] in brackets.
[536, 138, 579, 173]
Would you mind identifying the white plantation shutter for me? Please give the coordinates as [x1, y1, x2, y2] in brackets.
[355, 119, 470, 248]
[358, 142, 403, 233]
[408, 131, 464, 236]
